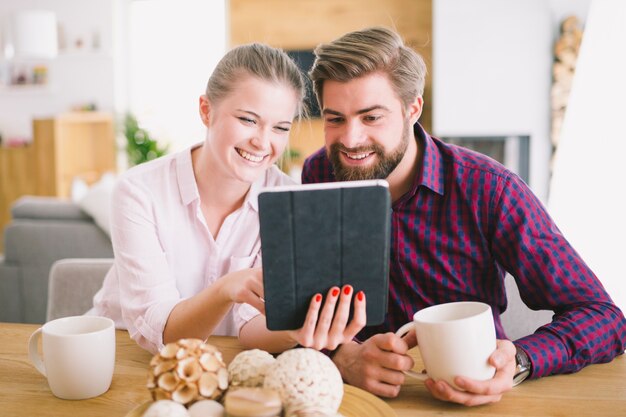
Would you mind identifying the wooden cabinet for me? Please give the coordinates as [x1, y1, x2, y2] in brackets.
[0, 112, 116, 249]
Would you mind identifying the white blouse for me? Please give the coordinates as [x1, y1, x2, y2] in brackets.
[89, 144, 295, 353]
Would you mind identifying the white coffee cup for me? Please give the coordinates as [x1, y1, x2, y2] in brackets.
[395, 301, 496, 390]
[28, 315, 116, 400]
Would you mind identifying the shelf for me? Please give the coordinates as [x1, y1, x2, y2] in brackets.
[57, 50, 112, 59]
[0, 84, 54, 95]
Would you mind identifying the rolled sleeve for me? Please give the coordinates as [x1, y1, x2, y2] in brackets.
[233, 302, 262, 336]
[129, 298, 180, 353]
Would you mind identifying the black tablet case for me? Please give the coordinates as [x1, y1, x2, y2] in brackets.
[259, 181, 391, 331]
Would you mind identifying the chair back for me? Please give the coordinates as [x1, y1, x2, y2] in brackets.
[47, 258, 113, 321]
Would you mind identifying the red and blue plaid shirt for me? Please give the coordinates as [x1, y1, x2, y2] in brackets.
[302, 123, 626, 378]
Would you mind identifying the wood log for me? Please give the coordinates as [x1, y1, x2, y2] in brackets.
[551, 15, 583, 148]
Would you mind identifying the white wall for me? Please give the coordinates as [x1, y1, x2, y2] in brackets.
[549, 0, 591, 33]
[548, 0, 626, 311]
[0, 0, 115, 139]
[433, 0, 590, 202]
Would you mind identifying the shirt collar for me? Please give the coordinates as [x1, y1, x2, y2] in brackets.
[177, 143, 202, 206]
[413, 123, 445, 196]
[176, 143, 268, 212]
[245, 172, 266, 213]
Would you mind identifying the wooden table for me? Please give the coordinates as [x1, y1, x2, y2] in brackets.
[1, 322, 625, 416]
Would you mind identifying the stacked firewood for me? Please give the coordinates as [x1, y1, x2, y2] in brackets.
[551, 16, 584, 150]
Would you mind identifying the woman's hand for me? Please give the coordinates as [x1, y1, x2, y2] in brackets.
[217, 267, 265, 314]
[287, 285, 366, 350]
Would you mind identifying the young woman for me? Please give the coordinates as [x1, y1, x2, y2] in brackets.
[90, 44, 365, 353]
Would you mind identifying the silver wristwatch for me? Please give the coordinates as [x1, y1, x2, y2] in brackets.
[513, 346, 531, 386]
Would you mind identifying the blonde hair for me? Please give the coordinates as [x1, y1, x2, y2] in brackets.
[206, 43, 307, 119]
[310, 27, 426, 110]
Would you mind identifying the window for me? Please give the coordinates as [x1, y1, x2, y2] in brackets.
[127, 0, 226, 152]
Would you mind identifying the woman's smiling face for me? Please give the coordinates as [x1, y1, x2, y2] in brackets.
[201, 74, 298, 184]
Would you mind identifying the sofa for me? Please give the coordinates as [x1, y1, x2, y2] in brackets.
[0, 196, 113, 323]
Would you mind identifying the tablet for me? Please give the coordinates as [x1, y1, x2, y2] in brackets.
[258, 179, 391, 331]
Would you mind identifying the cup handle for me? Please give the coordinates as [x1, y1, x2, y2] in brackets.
[28, 327, 47, 377]
[395, 322, 428, 382]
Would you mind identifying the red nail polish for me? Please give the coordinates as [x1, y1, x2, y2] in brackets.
[331, 288, 340, 297]
[357, 291, 364, 301]
[343, 285, 352, 295]
[315, 294, 322, 302]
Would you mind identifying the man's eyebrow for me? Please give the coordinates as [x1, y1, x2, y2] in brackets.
[322, 108, 343, 116]
[236, 109, 292, 125]
[322, 105, 391, 117]
[356, 105, 391, 114]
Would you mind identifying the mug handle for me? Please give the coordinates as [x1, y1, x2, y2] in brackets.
[28, 327, 47, 377]
[395, 322, 428, 382]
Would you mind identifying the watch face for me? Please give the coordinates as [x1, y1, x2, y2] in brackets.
[513, 348, 531, 386]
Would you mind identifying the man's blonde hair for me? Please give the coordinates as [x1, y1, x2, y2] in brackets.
[310, 27, 426, 110]
[206, 43, 307, 119]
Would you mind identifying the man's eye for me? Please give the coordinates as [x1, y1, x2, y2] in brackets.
[238, 117, 256, 124]
[275, 126, 290, 132]
[325, 117, 343, 124]
[364, 115, 381, 122]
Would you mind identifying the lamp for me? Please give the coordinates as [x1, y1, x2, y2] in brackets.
[12, 10, 58, 59]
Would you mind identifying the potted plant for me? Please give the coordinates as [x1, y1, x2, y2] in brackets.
[123, 113, 168, 166]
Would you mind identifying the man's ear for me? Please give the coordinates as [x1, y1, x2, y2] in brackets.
[407, 96, 423, 125]
[199, 95, 211, 127]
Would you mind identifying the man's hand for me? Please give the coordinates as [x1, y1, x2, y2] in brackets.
[331, 332, 415, 398]
[424, 339, 516, 406]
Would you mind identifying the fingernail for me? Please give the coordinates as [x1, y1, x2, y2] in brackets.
[331, 288, 340, 297]
[315, 294, 322, 302]
[357, 291, 364, 301]
[343, 285, 352, 295]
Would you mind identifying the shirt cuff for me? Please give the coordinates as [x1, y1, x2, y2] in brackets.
[514, 330, 569, 378]
[131, 298, 180, 354]
[233, 302, 261, 336]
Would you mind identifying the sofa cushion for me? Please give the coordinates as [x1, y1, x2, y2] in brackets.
[12, 196, 91, 221]
[77, 173, 116, 236]
[3, 220, 113, 265]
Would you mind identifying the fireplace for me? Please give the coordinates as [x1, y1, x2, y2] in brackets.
[442, 135, 530, 183]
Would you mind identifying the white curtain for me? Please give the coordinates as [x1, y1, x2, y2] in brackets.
[548, 0, 626, 311]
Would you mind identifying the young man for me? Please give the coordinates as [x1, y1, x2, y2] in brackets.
[302, 27, 626, 406]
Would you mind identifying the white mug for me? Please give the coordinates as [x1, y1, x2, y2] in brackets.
[28, 315, 116, 400]
[395, 301, 496, 390]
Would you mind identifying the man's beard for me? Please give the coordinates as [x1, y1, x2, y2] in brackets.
[328, 120, 411, 181]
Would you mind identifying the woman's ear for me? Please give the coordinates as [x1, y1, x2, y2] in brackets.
[407, 96, 423, 125]
[199, 95, 211, 127]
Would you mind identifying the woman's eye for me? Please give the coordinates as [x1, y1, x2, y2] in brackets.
[238, 116, 256, 124]
[275, 126, 290, 132]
